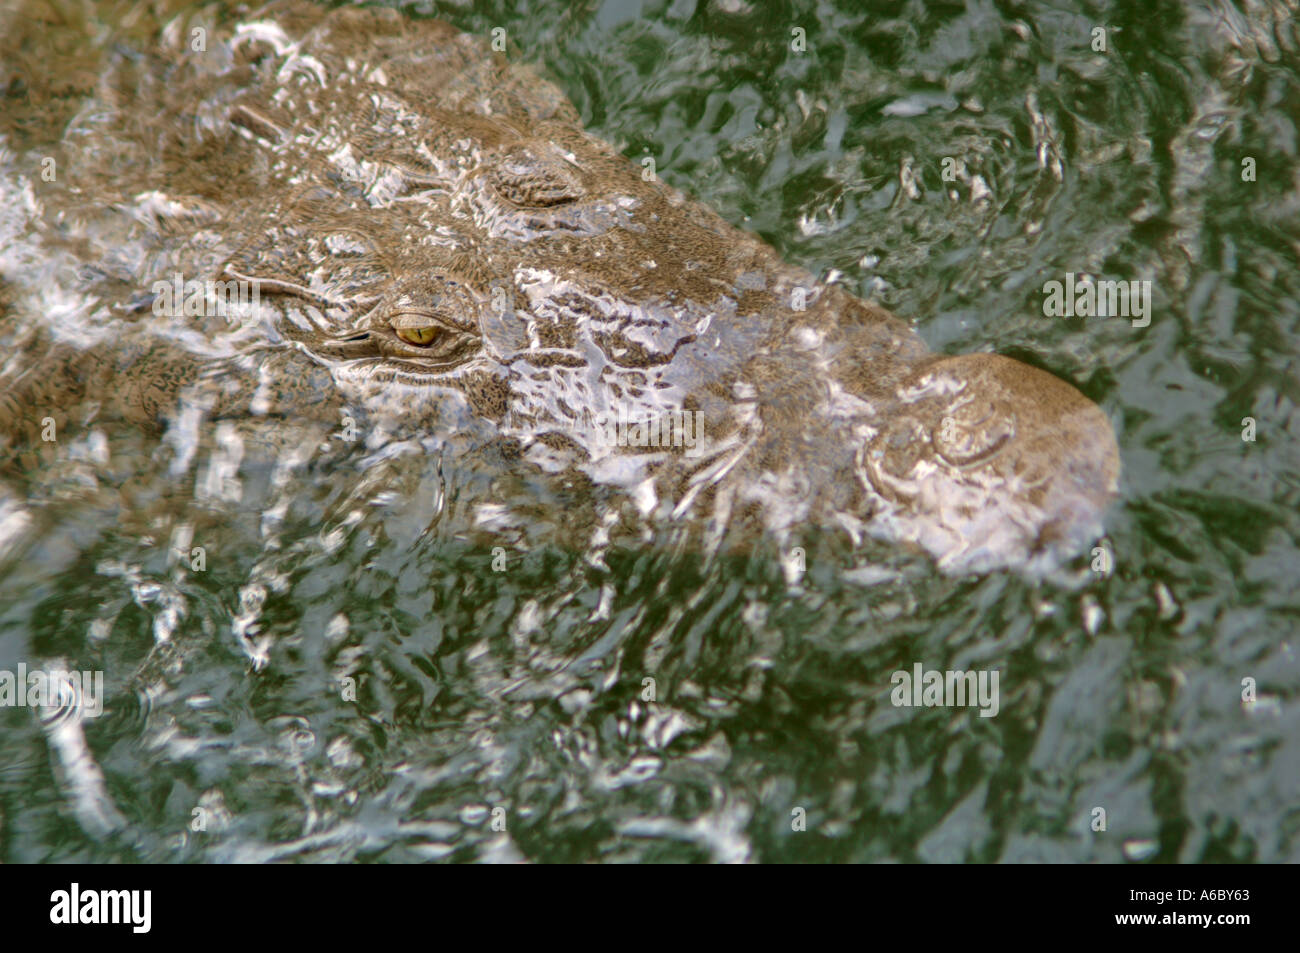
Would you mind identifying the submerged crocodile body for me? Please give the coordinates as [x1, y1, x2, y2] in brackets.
[0, 0, 1118, 574]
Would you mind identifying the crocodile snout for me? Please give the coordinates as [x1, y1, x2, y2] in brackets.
[859, 352, 1120, 573]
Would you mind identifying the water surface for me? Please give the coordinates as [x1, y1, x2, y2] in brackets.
[0, 0, 1297, 862]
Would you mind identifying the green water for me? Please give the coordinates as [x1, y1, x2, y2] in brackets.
[0, 0, 1298, 862]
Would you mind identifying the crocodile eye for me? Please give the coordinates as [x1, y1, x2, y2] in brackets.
[490, 145, 585, 208]
[379, 282, 482, 364]
[394, 325, 441, 346]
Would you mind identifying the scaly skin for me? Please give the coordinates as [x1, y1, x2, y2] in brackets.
[0, 0, 1118, 573]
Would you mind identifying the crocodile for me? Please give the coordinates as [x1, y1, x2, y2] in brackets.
[0, 0, 1119, 575]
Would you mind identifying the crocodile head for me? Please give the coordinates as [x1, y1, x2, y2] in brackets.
[194, 3, 1120, 573]
[9, 1, 1118, 575]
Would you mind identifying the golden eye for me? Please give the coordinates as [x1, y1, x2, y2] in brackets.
[395, 325, 441, 346]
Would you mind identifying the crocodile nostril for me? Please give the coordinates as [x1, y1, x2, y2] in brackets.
[933, 400, 1016, 468]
